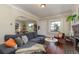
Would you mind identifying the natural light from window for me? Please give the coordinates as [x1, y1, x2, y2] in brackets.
[50, 21, 61, 32]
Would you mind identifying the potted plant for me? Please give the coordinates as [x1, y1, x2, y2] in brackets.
[66, 14, 79, 23]
[66, 14, 79, 36]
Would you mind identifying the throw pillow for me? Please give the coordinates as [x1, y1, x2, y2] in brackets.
[4, 38, 16, 48]
[15, 37, 24, 47]
[22, 35, 28, 44]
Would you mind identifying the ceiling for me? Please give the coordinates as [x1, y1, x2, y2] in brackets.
[14, 4, 75, 18]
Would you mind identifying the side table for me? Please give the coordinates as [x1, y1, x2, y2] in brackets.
[45, 37, 58, 45]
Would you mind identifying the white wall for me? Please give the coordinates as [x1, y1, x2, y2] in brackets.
[37, 13, 71, 36]
[0, 4, 76, 43]
[37, 20, 48, 36]
[0, 5, 38, 43]
[0, 5, 15, 43]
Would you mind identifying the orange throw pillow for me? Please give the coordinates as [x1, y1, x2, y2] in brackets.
[5, 38, 16, 48]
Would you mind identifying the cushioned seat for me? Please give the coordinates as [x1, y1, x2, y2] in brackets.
[20, 42, 36, 48]
[30, 37, 44, 44]
[0, 32, 45, 54]
[0, 44, 15, 54]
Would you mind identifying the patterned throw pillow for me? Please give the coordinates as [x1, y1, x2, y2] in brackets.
[22, 35, 28, 44]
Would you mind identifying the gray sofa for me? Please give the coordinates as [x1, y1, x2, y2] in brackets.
[0, 32, 45, 54]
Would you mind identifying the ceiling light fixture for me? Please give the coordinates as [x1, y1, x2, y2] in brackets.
[40, 4, 46, 8]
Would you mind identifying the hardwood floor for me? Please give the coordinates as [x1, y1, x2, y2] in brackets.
[45, 41, 64, 54]
[44, 39, 79, 54]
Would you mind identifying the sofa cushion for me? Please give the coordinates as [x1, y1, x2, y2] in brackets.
[26, 33, 31, 40]
[26, 32, 34, 40]
[37, 37, 44, 40]
[29, 33, 34, 39]
[30, 37, 44, 43]
[0, 44, 15, 54]
[4, 35, 18, 41]
[33, 32, 37, 38]
[20, 41, 36, 48]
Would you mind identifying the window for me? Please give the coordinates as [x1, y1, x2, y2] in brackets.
[28, 23, 34, 27]
[49, 21, 61, 32]
[27, 23, 34, 32]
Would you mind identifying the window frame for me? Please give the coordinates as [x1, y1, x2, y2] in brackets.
[48, 20, 61, 33]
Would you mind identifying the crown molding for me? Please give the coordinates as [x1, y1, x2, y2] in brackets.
[7, 4, 40, 21]
[7, 4, 76, 21]
[40, 11, 73, 20]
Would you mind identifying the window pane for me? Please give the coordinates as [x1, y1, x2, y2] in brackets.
[28, 23, 34, 32]
[50, 21, 61, 32]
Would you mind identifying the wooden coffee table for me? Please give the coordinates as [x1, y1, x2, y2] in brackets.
[44, 38, 64, 54]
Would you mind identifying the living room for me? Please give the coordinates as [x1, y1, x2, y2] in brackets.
[0, 4, 79, 54]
